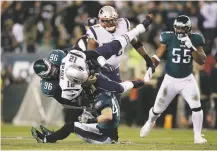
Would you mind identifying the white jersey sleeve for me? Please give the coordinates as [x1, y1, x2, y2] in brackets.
[59, 50, 88, 100]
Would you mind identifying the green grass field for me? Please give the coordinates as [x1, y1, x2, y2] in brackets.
[1, 124, 217, 150]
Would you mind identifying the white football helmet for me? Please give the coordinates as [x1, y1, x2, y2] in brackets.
[98, 6, 118, 33]
[65, 64, 89, 84]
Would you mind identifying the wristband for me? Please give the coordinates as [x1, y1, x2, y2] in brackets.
[152, 55, 160, 62]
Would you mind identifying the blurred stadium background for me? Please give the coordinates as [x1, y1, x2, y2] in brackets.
[1, 1, 217, 131]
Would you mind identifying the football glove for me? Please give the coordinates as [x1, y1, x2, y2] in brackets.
[142, 14, 154, 29]
[180, 36, 196, 51]
[144, 67, 153, 82]
[131, 80, 144, 88]
[78, 110, 97, 123]
[143, 54, 155, 73]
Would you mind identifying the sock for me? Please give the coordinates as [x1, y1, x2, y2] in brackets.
[46, 123, 74, 143]
[116, 24, 146, 48]
[147, 107, 161, 123]
[192, 110, 203, 136]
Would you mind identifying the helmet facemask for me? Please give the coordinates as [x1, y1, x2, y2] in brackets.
[173, 15, 192, 40]
[33, 58, 59, 79]
[98, 6, 118, 33]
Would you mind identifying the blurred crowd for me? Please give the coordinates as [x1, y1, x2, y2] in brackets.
[1, 1, 217, 128]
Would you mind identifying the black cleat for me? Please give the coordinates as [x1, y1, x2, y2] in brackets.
[31, 127, 45, 143]
[40, 125, 54, 136]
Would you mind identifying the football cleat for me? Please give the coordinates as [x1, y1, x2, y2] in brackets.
[140, 121, 155, 138]
[194, 135, 207, 144]
[40, 125, 54, 136]
[31, 127, 45, 143]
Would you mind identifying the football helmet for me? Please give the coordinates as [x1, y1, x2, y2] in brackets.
[33, 58, 59, 79]
[98, 6, 118, 33]
[173, 15, 192, 40]
[65, 64, 89, 84]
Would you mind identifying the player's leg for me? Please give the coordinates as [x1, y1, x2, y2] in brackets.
[181, 75, 207, 144]
[74, 122, 112, 144]
[140, 75, 178, 137]
[32, 109, 83, 143]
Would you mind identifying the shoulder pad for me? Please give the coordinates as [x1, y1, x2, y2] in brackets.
[48, 50, 66, 66]
[160, 31, 174, 44]
[41, 79, 59, 97]
[191, 33, 205, 47]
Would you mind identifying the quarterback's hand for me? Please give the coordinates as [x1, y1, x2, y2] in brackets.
[144, 67, 153, 82]
[180, 36, 194, 49]
[142, 14, 154, 29]
[131, 80, 144, 88]
[102, 63, 115, 72]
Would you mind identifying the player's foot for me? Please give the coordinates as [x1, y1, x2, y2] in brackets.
[31, 127, 45, 143]
[194, 134, 207, 144]
[40, 125, 54, 136]
[140, 121, 155, 138]
[142, 14, 154, 29]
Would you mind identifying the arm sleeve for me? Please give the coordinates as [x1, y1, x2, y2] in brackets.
[86, 27, 97, 41]
[159, 32, 170, 45]
[192, 33, 205, 47]
[95, 40, 122, 59]
[95, 73, 124, 93]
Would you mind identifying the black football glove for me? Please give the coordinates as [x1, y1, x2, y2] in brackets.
[143, 54, 156, 73]
[142, 14, 154, 29]
[131, 80, 144, 88]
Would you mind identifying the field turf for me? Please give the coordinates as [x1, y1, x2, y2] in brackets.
[1, 124, 217, 150]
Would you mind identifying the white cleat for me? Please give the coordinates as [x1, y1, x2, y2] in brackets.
[194, 135, 207, 144]
[140, 122, 155, 138]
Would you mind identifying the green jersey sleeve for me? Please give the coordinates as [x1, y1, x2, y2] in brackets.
[191, 33, 205, 47]
[159, 31, 173, 45]
[41, 79, 59, 97]
[48, 50, 66, 66]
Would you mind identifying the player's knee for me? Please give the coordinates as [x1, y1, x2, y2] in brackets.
[191, 107, 202, 112]
[153, 103, 165, 114]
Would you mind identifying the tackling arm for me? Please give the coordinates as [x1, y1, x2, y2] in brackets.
[131, 38, 154, 71]
[97, 107, 113, 123]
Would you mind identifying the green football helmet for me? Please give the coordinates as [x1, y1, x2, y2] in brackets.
[33, 58, 59, 79]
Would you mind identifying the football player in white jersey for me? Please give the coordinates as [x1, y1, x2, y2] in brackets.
[87, 6, 155, 84]
[31, 19, 153, 144]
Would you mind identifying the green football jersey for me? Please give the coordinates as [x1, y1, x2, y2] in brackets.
[160, 31, 205, 78]
[47, 50, 66, 66]
[41, 79, 59, 97]
[94, 92, 120, 130]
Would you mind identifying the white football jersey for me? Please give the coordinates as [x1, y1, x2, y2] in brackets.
[59, 50, 88, 100]
[86, 18, 130, 68]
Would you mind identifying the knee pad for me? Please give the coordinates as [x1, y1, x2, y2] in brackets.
[191, 107, 202, 112]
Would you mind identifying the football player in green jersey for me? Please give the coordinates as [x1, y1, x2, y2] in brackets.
[140, 15, 207, 144]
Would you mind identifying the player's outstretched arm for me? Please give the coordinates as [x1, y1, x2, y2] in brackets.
[144, 44, 166, 82]
[131, 38, 155, 72]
